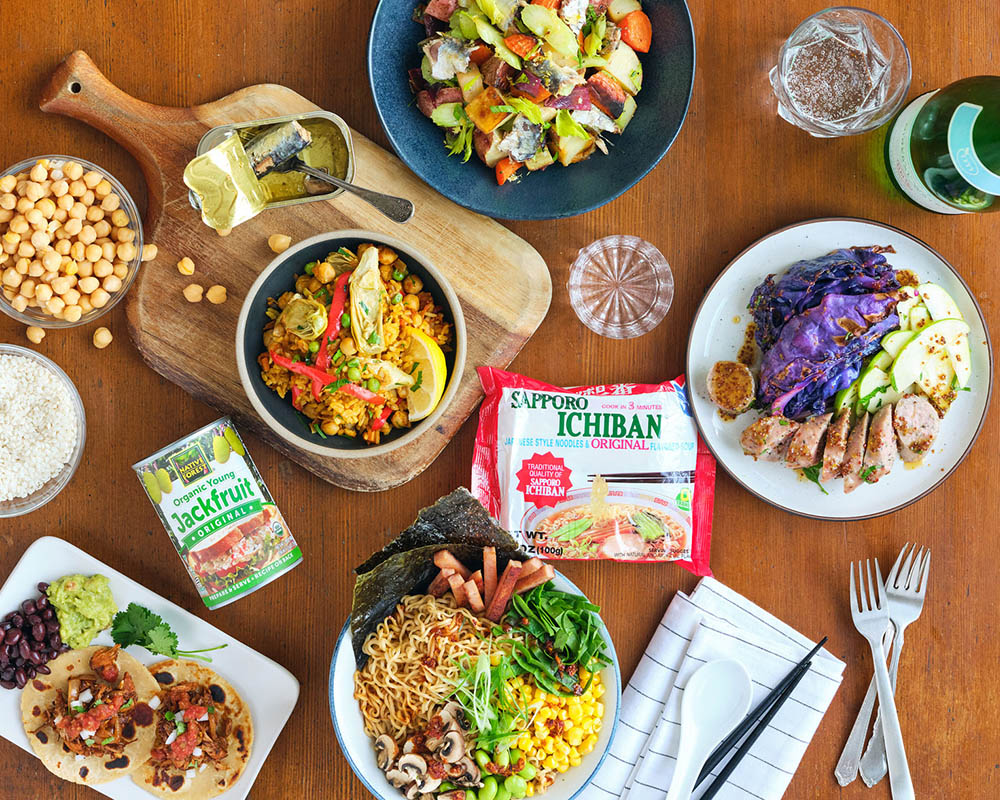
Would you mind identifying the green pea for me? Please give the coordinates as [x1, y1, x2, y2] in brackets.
[304, 261, 316, 275]
[494, 786, 511, 800]
[518, 763, 536, 781]
[494, 748, 510, 769]
[308, 340, 320, 353]
[504, 775, 527, 799]
[366, 377, 381, 393]
[439, 782, 456, 792]
[347, 367, 362, 382]
[474, 749, 492, 772]
[392, 269, 405, 281]
[341, 313, 351, 329]
[391, 292, 403, 304]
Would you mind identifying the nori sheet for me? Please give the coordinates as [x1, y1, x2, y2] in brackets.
[350, 488, 524, 666]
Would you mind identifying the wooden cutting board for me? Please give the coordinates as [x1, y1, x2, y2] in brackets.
[38, 51, 551, 492]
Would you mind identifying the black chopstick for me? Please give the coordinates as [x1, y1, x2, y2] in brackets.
[694, 636, 828, 789]
[697, 659, 814, 800]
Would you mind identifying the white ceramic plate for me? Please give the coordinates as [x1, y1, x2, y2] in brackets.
[0, 537, 300, 800]
[329, 571, 621, 800]
[686, 218, 992, 520]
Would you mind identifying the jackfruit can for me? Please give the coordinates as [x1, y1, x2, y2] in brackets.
[133, 417, 302, 609]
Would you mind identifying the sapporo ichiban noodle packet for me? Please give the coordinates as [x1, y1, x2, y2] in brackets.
[472, 368, 716, 575]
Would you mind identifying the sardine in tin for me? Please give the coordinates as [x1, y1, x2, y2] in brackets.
[133, 417, 302, 609]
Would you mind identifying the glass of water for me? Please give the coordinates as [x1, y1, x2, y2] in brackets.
[769, 7, 911, 137]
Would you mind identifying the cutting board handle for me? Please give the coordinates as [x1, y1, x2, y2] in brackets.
[40, 51, 203, 231]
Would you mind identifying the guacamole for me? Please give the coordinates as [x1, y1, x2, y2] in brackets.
[46, 574, 117, 650]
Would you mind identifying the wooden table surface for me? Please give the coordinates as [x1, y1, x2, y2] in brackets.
[1, 1, 997, 797]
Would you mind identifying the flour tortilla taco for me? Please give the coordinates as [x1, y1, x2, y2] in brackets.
[133, 659, 253, 797]
[20, 645, 159, 785]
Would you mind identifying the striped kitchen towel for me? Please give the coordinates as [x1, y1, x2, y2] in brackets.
[582, 578, 845, 800]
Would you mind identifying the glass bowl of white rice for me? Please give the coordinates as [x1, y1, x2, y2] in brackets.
[0, 344, 85, 516]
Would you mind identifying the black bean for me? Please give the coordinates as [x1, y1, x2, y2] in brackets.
[41, 608, 54, 620]
[0, 668, 11, 681]
[21, 600, 35, 616]
[10, 614, 23, 628]
[18, 640, 32, 660]
[35, 663, 50, 675]
[47, 634, 61, 648]
[36, 582, 49, 593]
[32, 623, 45, 642]
[28, 649, 43, 665]
[3, 628, 18, 645]
[45, 619, 60, 633]
[25, 665, 36, 679]
[26, 615, 40, 627]
[0, 680, 14, 690]
[14, 669, 26, 688]
[35, 595, 48, 610]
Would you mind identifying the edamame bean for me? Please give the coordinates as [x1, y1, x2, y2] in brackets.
[474, 749, 492, 772]
[508, 748, 522, 764]
[518, 763, 536, 781]
[503, 775, 527, 799]
[478, 775, 498, 800]
[494, 748, 510, 769]
[494, 787, 510, 800]
[466, 792, 476, 800]
[439, 782, 456, 792]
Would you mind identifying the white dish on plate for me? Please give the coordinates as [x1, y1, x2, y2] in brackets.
[0, 536, 299, 800]
[686, 217, 992, 520]
[328, 571, 621, 800]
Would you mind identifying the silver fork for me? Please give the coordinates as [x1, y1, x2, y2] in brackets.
[850, 559, 915, 800]
[860, 545, 930, 786]
[835, 543, 925, 785]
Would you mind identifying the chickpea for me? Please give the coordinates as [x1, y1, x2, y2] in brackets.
[62, 304, 82, 322]
[216, 228, 231, 237]
[0, 194, 16, 211]
[25, 326, 45, 344]
[402, 274, 423, 294]
[0, 209, 12, 224]
[2, 267, 21, 287]
[391, 410, 408, 428]
[92, 326, 113, 349]
[62, 259, 78, 277]
[110, 209, 129, 227]
[41, 250, 61, 271]
[100, 193, 121, 212]
[141, 244, 158, 262]
[19, 279, 35, 298]
[13, 258, 27, 276]
[116, 227, 136, 244]
[35, 198, 56, 218]
[85, 244, 102, 263]
[56, 194, 74, 211]
[27, 261, 43, 278]
[113, 263, 128, 280]
[62, 288, 81, 306]
[314, 261, 336, 284]
[50, 276, 73, 295]
[62, 217, 83, 237]
[116, 242, 136, 262]
[15, 196, 32, 214]
[205, 284, 227, 304]
[16, 242, 34, 259]
[25, 183, 44, 202]
[94, 179, 112, 198]
[78, 225, 96, 245]
[63, 162, 83, 181]
[50, 180, 69, 197]
[268, 233, 292, 253]
[339, 337, 357, 356]
[69, 241, 85, 262]
[101, 242, 116, 262]
[8, 216, 28, 235]
[24, 208, 44, 228]
[78, 295, 93, 313]
[320, 420, 339, 435]
[0, 175, 15, 193]
[30, 231, 50, 250]
[10, 294, 28, 313]
[45, 296, 65, 315]
[182, 283, 204, 302]
[403, 293, 420, 311]
[377, 246, 398, 265]
[68, 202, 87, 220]
[93, 259, 112, 278]
[411, 313, 423, 327]
[81, 170, 101, 189]
[29, 163, 48, 183]
[77, 276, 99, 294]
[177, 256, 195, 275]
[90, 288, 110, 308]
[93, 220, 111, 238]
[85, 205, 104, 223]
[68, 179, 86, 198]
[102, 275, 122, 293]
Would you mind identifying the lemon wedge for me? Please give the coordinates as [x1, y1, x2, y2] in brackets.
[405, 327, 448, 421]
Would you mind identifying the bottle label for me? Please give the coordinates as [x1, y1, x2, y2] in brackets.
[948, 102, 1000, 195]
[888, 91, 964, 214]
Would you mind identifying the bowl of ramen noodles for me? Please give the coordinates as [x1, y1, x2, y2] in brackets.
[521, 486, 691, 561]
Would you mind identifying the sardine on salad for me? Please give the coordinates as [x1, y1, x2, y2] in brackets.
[409, 0, 654, 184]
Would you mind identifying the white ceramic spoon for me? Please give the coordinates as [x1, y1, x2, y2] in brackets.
[665, 659, 754, 800]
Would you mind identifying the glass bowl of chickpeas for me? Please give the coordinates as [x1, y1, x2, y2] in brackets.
[0, 155, 144, 328]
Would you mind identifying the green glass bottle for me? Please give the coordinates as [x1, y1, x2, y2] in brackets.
[885, 76, 1000, 213]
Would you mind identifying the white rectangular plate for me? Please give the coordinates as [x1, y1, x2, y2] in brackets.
[0, 536, 299, 800]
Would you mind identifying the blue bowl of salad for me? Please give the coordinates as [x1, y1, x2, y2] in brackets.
[368, 0, 695, 219]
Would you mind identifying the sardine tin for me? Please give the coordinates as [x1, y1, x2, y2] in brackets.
[133, 417, 302, 610]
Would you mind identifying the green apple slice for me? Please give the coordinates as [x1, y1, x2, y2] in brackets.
[895, 287, 922, 331]
[890, 318, 971, 391]
[881, 329, 914, 359]
[908, 305, 932, 331]
[834, 378, 859, 414]
[917, 282, 972, 387]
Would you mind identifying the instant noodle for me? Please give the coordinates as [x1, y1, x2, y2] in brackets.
[472, 368, 716, 574]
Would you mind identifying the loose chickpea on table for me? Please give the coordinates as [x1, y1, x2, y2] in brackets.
[0, 159, 141, 322]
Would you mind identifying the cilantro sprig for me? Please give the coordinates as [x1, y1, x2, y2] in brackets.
[111, 604, 227, 663]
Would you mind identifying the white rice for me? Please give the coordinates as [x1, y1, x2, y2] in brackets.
[0, 354, 78, 502]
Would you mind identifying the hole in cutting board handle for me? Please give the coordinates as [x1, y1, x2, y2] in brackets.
[69, 81, 82, 94]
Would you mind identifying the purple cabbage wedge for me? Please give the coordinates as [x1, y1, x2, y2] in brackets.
[750, 247, 900, 351]
[758, 292, 899, 419]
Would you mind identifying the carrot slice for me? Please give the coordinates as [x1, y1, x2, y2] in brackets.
[485, 560, 523, 622]
[531, 0, 560, 8]
[483, 547, 498, 605]
[514, 563, 554, 594]
[448, 573, 470, 607]
[433, 550, 472, 580]
[496, 157, 522, 185]
[619, 10, 652, 53]
[470, 569, 485, 596]
[464, 580, 486, 613]
[504, 33, 537, 58]
[428, 567, 456, 597]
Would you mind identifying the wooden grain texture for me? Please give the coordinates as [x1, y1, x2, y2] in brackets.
[37, 51, 551, 492]
[0, 1, 997, 798]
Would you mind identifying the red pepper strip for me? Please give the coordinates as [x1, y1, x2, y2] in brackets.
[340, 382, 386, 405]
[270, 350, 335, 400]
[370, 404, 393, 431]
[314, 272, 353, 371]
[291, 385, 304, 410]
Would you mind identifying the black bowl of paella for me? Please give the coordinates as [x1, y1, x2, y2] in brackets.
[236, 230, 466, 456]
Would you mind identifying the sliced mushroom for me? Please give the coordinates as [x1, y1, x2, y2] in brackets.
[385, 769, 410, 789]
[374, 734, 398, 772]
[438, 791, 467, 800]
[415, 775, 442, 794]
[451, 756, 481, 787]
[424, 733, 444, 753]
[405, 785, 422, 800]
[438, 730, 466, 764]
[398, 753, 429, 781]
[402, 737, 418, 755]
[440, 701, 471, 734]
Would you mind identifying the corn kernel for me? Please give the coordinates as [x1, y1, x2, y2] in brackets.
[567, 728, 584, 746]
[569, 755, 582, 767]
[63, 261, 78, 276]
[555, 740, 570, 756]
[584, 734, 598, 751]
[543, 756, 556, 770]
[579, 670, 591, 684]
[543, 737, 556, 754]
[517, 734, 531, 751]
[596, 702, 605, 717]
[556, 761, 569, 773]
[525, 785, 534, 797]
[568, 705, 583, 723]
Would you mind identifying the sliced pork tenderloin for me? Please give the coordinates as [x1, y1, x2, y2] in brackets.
[740, 416, 799, 461]
[786, 412, 833, 469]
[893, 394, 940, 462]
[862, 405, 896, 485]
[821, 409, 852, 482]
[843, 412, 870, 494]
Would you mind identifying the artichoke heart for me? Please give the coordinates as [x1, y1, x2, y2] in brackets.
[349, 247, 386, 356]
[366, 359, 416, 390]
[279, 295, 328, 340]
